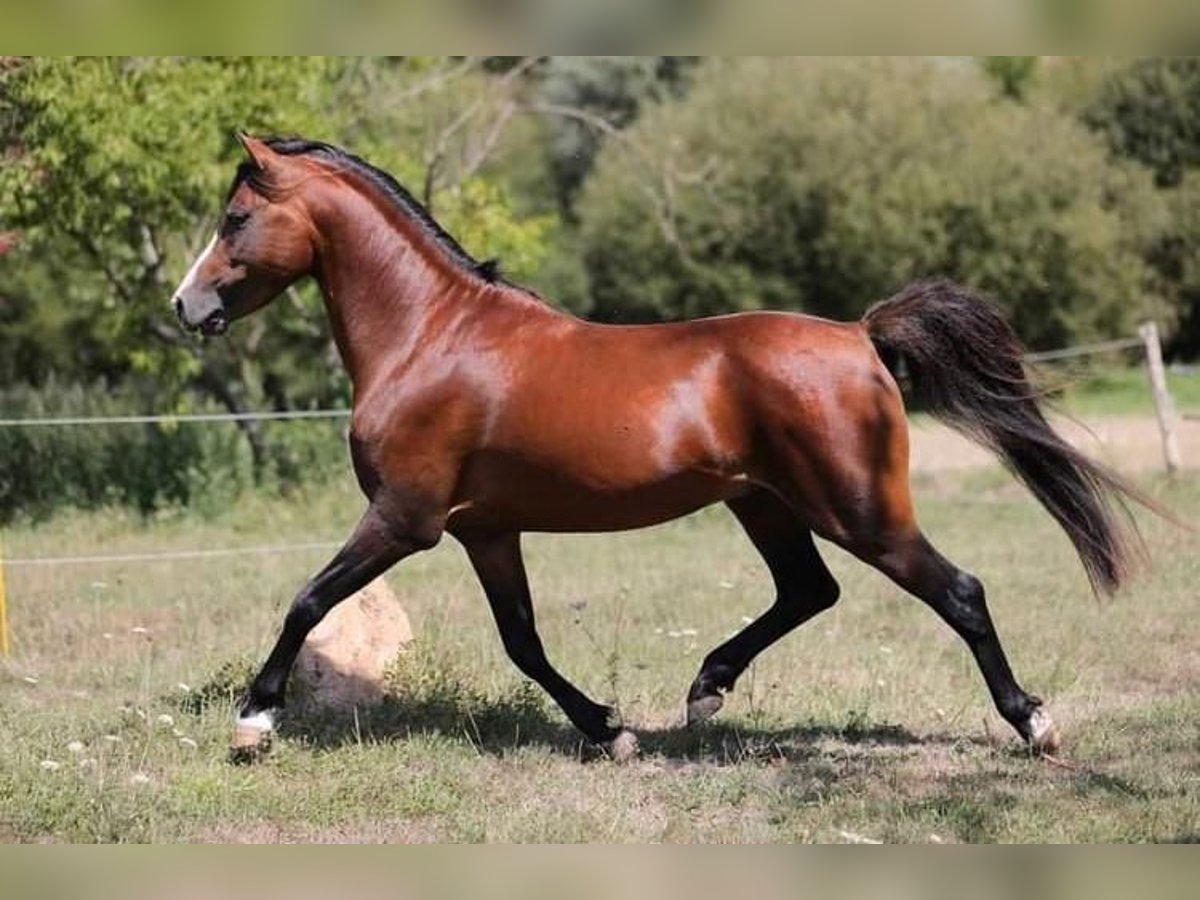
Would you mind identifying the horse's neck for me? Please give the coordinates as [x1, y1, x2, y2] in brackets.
[312, 204, 486, 391]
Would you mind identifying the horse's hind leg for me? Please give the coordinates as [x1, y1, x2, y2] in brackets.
[458, 529, 638, 761]
[687, 489, 840, 726]
[848, 528, 1060, 753]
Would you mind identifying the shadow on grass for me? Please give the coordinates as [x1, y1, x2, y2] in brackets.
[177, 649, 994, 765]
[275, 682, 989, 768]
[173, 648, 1021, 766]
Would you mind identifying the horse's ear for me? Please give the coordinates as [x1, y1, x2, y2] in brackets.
[236, 132, 273, 170]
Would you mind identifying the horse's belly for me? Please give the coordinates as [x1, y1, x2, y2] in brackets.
[447, 451, 750, 533]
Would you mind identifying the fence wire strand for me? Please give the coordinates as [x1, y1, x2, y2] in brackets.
[2, 542, 344, 568]
[0, 329, 1169, 571]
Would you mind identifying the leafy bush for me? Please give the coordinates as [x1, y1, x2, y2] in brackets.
[0, 380, 347, 524]
[578, 58, 1167, 350]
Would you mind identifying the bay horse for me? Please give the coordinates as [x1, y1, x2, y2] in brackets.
[174, 134, 1144, 762]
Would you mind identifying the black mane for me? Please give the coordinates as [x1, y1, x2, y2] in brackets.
[232, 136, 502, 285]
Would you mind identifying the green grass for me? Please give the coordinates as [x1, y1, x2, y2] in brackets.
[1, 464, 1197, 843]
[1053, 365, 1200, 417]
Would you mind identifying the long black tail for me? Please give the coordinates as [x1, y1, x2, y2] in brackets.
[863, 278, 1147, 595]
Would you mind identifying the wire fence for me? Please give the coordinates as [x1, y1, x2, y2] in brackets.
[0, 408, 350, 428]
[0, 322, 1186, 575]
[1021, 336, 1143, 363]
[1, 542, 344, 568]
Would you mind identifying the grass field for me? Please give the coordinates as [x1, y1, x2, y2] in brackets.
[1056, 365, 1200, 417]
[1, 444, 1198, 842]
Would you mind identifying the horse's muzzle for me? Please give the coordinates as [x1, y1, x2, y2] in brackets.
[173, 291, 228, 336]
[197, 309, 229, 336]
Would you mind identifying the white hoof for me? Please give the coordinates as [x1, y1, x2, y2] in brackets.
[230, 710, 276, 763]
[1026, 708, 1061, 755]
[606, 729, 640, 763]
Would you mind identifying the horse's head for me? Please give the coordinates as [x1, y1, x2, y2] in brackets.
[172, 134, 316, 336]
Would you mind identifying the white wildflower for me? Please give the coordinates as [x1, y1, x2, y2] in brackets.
[155, 714, 174, 728]
[40, 760, 61, 772]
[838, 829, 881, 845]
[66, 741, 86, 754]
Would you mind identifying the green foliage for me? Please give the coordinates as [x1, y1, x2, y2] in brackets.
[1075, 59, 1200, 355]
[0, 56, 555, 397]
[979, 57, 1039, 100]
[0, 380, 347, 525]
[0, 57, 557, 521]
[0, 57, 340, 385]
[1155, 174, 1200, 356]
[532, 56, 699, 215]
[578, 58, 1165, 349]
[1084, 57, 1200, 188]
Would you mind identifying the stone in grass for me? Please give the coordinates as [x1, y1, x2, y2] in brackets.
[290, 577, 413, 714]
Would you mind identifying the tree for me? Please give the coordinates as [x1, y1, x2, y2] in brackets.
[577, 57, 1165, 350]
[1077, 58, 1200, 356]
[528, 56, 698, 217]
[1084, 57, 1200, 188]
[0, 57, 553, 465]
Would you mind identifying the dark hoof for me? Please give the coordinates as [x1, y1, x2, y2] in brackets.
[686, 693, 724, 727]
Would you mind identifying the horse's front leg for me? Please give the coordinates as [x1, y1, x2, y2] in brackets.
[231, 501, 440, 762]
[457, 529, 639, 762]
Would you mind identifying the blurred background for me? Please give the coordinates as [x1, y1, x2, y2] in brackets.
[2, 56, 1198, 524]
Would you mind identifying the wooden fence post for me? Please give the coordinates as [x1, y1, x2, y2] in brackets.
[1138, 321, 1182, 476]
[0, 538, 9, 658]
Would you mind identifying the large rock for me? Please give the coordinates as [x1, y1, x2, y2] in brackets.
[290, 577, 412, 713]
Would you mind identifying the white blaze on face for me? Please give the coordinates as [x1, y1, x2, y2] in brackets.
[173, 232, 218, 301]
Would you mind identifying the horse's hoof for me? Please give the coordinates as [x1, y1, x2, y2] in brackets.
[229, 712, 275, 765]
[606, 729, 640, 763]
[1025, 707, 1061, 756]
[686, 693, 723, 727]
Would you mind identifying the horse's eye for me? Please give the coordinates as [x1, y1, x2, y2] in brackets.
[222, 210, 250, 235]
